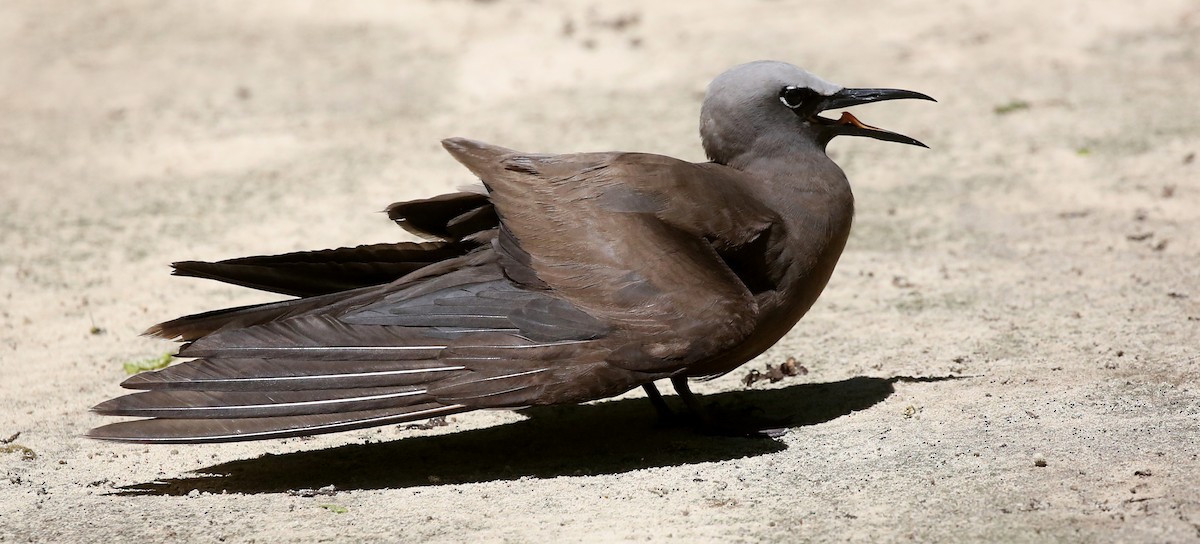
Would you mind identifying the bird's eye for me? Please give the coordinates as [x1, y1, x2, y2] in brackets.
[779, 86, 819, 110]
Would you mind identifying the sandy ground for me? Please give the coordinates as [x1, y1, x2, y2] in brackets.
[2, 1, 1198, 542]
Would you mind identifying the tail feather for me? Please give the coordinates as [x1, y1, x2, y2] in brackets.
[386, 191, 496, 241]
[171, 241, 474, 298]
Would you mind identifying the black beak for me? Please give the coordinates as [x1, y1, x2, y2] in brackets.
[811, 87, 935, 148]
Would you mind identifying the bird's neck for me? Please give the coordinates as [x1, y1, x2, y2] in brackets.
[739, 150, 854, 211]
[689, 150, 854, 377]
[743, 150, 854, 304]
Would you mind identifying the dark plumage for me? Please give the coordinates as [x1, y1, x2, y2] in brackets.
[88, 61, 932, 443]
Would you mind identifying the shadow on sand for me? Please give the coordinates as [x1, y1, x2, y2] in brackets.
[115, 375, 963, 495]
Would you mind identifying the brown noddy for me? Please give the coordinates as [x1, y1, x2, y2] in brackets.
[87, 61, 933, 443]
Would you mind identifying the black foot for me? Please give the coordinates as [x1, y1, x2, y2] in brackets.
[641, 379, 791, 438]
[691, 407, 792, 439]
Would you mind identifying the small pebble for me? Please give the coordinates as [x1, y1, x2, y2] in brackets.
[1033, 454, 1047, 467]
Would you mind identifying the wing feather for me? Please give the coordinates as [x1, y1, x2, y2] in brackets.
[91, 137, 782, 444]
[441, 137, 777, 373]
[86, 404, 469, 444]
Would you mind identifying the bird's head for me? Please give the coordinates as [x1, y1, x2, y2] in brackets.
[700, 61, 934, 166]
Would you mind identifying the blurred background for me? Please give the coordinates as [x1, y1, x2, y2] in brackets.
[1, 1, 1197, 541]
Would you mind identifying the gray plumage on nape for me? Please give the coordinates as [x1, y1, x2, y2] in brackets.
[88, 61, 932, 444]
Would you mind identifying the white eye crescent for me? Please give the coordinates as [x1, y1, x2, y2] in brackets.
[779, 85, 818, 110]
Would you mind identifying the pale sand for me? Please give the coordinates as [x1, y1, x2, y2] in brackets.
[1, 1, 1198, 542]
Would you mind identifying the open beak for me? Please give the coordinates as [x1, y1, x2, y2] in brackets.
[809, 87, 935, 148]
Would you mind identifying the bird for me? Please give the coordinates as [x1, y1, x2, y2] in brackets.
[87, 60, 933, 443]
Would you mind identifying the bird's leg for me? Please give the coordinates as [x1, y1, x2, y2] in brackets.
[670, 376, 789, 439]
[641, 382, 675, 422]
[669, 376, 711, 424]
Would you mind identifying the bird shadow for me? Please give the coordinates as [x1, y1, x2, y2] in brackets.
[113, 375, 965, 495]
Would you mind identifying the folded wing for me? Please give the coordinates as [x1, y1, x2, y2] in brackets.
[90, 138, 780, 443]
[442, 137, 780, 373]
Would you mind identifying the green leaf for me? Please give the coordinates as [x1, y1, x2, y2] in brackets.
[319, 504, 348, 514]
[993, 100, 1031, 115]
[123, 353, 174, 375]
[0, 444, 37, 461]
